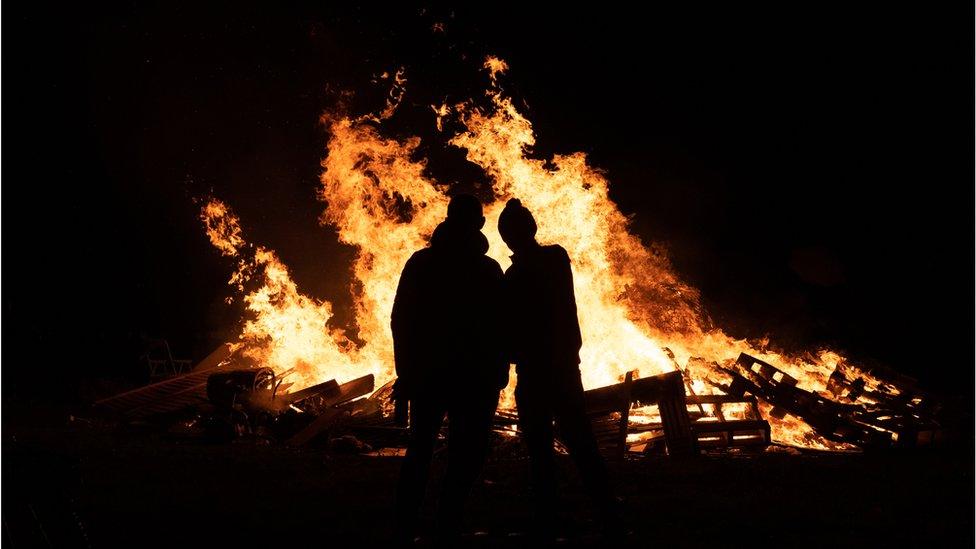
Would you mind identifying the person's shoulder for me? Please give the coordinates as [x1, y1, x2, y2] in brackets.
[541, 244, 571, 262]
[476, 254, 503, 274]
[411, 247, 433, 259]
[404, 247, 435, 269]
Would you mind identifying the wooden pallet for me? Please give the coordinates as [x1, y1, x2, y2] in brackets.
[584, 370, 696, 458]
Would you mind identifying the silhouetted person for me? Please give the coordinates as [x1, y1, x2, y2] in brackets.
[497, 198, 619, 540]
[391, 194, 508, 545]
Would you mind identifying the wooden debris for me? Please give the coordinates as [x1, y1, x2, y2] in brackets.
[286, 374, 376, 446]
[206, 368, 277, 409]
[94, 343, 238, 418]
[687, 394, 771, 451]
[584, 371, 696, 457]
[278, 379, 340, 408]
[93, 344, 941, 456]
[692, 420, 771, 450]
[718, 353, 941, 448]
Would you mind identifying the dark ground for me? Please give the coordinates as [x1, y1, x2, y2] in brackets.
[4, 401, 973, 548]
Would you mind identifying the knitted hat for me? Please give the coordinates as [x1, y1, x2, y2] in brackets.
[497, 198, 537, 241]
[445, 194, 484, 229]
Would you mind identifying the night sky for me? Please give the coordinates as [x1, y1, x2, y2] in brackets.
[4, 3, 973, 402]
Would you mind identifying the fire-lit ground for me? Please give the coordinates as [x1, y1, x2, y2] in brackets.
[4, 405, 972, 548]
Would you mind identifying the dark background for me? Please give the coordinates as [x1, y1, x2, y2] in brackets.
[4, 3, 973, 403]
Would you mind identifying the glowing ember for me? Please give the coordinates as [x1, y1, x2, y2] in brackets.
[200, 56, 888, 451]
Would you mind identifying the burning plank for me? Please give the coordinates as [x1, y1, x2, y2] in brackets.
[686, 394, 771, 451]
[587, 371, 773, 456]
[275, 378, 341, 409]
[584, 371, 697, 457]
[286, 374, 376, 447]
[717, 353, 941, 449]
[579, 352, 940, 455]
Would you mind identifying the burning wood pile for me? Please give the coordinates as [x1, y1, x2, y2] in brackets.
[589, 352, 941, 456]
[94, 345, 381, 448]
[94, 343, 941, 457]
[102, 57, 941, 456]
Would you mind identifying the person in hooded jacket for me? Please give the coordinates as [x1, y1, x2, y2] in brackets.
[497, 198, 620, 540]
[391, 194, 508, 544]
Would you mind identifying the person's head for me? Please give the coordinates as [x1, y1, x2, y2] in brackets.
[445, 194, 485, 231]
[497, 198, 538, 253]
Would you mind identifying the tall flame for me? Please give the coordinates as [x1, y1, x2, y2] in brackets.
[201, 57, 886, 450]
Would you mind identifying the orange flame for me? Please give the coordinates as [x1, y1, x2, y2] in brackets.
[201, 57, 886, 450]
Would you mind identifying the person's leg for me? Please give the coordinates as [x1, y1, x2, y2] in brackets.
[395, 397, 446, 542]
[516, 383, 558, 533]
[552, 372, 618, 524]
[436, 390, 500, 540]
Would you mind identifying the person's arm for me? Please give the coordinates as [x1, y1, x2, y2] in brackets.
[554, 246, 583, 359]
[487, 260, 510, 391]
[391, 255, 421, 398]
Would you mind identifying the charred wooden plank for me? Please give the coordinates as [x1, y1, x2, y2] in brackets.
[614, 372, 633, 459]
[686, 394, 759, 405]
[691, 419, 771, 450]
[828, 364, 941, 419]
[286, 374, 375, 446]
[719, 353, 944, 449]
[656, 372, 696, 456]
[286, 406, 351, 447]
[583, 371, 696, 457]
[584, 371, 680, 411]
[279, 379, 340, 406]
[323, 374, 374, 407]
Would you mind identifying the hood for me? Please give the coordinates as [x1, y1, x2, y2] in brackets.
[430, 220, 489, 256]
